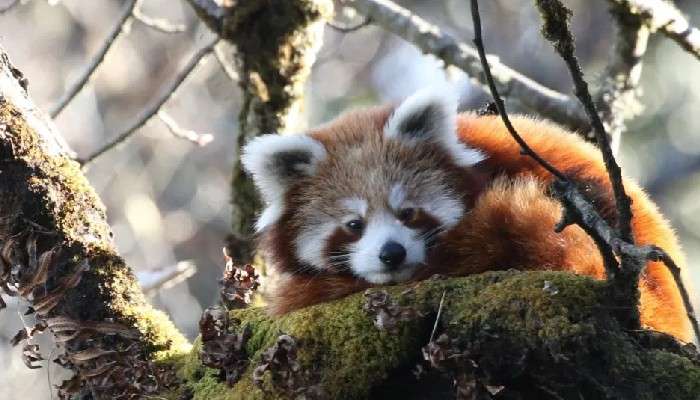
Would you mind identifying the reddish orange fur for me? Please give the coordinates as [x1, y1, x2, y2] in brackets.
[457, 114, 689, 341]
[265, 111, 690, 342]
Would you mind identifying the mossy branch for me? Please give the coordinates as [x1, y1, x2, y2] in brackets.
[184, 0, 333, 264]
[168, 272, 700, 399]
[0, 45, 189, 399]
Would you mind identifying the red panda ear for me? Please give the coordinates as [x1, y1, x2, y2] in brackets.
[241, 134, 326, 230]
[384, 87, 484, 166]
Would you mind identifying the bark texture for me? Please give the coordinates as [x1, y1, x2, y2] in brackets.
[186, 0, 332, 264]
[0, 46, 189, 399]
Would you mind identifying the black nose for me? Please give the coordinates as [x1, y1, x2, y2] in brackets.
[379, 241, 406, 270]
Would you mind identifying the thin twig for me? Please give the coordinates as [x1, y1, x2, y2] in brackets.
[535, 0, 634, 246]
[326, 16, 372, 33]
[429, 290, 446, 343]
[594, 6, 650, 155]
[653, 249, 700, 343]
[470, 0, 700, 342]
[49, 0, 138, 118]
[608, 0, 700, 61]
[157, 110, 214, 146]
[213, 43, 239, 82]
[470, 1, 566, 182]
[0, 0, 19, 14]
[339, 0, 589, 133]
[80, 38, 218, 166]
[139, 261, 197, 296]
[470, 0, 619, 276]
[133, 6, 186, 34]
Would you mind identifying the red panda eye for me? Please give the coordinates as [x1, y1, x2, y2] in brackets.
[398, 208, 416, 222]
[345, 219, 364, 233]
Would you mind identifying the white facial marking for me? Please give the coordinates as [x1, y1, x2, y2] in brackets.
[420, 192, 465, 229]
[388, 184, 407, 210]
[384, 86, 485, 167]
[295, 221, 337, 270]
[349, 212, 425, 284]
[340, 197, 368, 218]
[256, 202, 284, 232]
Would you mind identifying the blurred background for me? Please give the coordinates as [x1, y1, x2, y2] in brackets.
[0, 0, 699, 397]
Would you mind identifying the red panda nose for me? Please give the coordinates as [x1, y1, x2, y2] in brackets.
[379, 241, 406, 270]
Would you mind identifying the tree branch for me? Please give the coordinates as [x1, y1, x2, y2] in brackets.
[0, 45, 188, 399]
[326, 16, 372, 33]
[80, 37, 217, 166]
[133, 5, 187, 34]
[0, 0, 19, 14]
[594, 6, 650, 154]
[157, 110, 214, 146]
[339, 0, 589, 133]
[608, 0, 700, 61]
[185, 0, 332, 264]
[536, 0, 635, 244]
[471, 0, 699, 341]
[48, 0, 138, 118]
[213, 42, 239, 83]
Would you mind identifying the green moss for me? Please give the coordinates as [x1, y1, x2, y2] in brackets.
[166, 271, 700, 399]
[226, 0, 333, 134]
[0, 99, 189, 360]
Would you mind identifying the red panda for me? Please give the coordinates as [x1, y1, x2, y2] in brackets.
[241, 88, 691, 342]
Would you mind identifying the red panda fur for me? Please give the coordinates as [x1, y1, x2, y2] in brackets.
[265, 109, 690, 342]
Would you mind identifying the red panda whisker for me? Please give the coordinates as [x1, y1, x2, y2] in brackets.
[419, 225, 447, 241]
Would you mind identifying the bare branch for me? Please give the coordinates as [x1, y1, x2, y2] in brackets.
[48, 0, 138, 118]
[183, 0, 231, 32]
[652, 248, 700, 343]
[139, 261, 197, 295]
[213, 43, 239, 83]
[594, 7, 650, 154]
[0, 0, 19, 14]
[535, 0, 634, 245]
[470, 0, 699, 341]
[608, 0, 700, 61]
[133, 5, 186, 34]
[339, 0, 589, 133]
[80, 38, 218, 166]
[157, 110, 214, 146]
[326, 16, 372, 33]
[470, 0, 618, 274]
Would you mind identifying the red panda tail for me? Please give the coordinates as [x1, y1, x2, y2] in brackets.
[458, 114, 691, 341]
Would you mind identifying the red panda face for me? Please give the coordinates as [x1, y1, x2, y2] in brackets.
[242, 88, 485, 284]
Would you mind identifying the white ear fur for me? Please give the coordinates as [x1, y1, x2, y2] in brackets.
[384, 87, 485, 166]
[241, 134, 327, 231]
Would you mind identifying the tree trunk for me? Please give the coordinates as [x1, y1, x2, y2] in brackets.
[0, 47, 189, 399]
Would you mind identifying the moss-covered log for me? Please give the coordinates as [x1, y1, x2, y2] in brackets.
[0, 46, 189, 398]
[168, 271, 700, 400]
